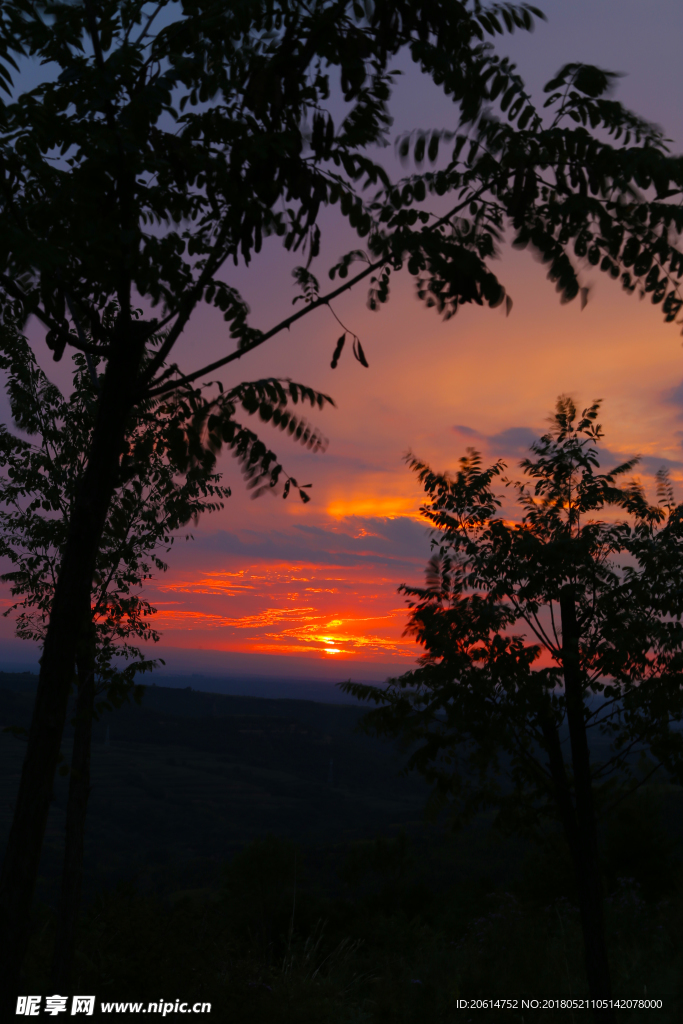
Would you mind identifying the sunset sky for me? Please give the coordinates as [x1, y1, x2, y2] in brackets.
[2, 1, 683, 688]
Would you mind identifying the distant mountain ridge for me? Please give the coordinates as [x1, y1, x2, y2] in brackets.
[0, 669, 372, 705]
[0, 670, 40, 694]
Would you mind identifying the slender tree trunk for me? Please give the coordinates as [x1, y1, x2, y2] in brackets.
[559, 585, 613, 1021]
[0, 325, 144, 1003]
[541, 710, 614, 1024]
[50, 629, 96, 993]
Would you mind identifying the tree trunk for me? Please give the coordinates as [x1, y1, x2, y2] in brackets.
[50, 630, 96, 993]
[559, 585, 613, 1021]
[0, 325, 144, 1003]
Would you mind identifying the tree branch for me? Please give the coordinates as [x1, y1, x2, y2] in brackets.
[0, 275, 56, 333]
[600, 759, 665, 816]
[134, 226, 233, 394]
[148, 257, 381, 399]
[144, 189, 491, 400]
[132, 2, 165, 47]
[64, 293, 100, 391]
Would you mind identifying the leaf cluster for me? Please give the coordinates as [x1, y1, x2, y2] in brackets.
[0, 324, 216, 675]
[0, 3, 678, 412]
[0, 0, 545, 385]
[359, 60, 683, 327]
[162, 374, 333, 502]
[0, 315, 330, 703]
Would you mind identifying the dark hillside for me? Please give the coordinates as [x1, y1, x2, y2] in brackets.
[2, 674, 682, 908]
[0, 675, 449, 903]
[3, 674, 683, 1018]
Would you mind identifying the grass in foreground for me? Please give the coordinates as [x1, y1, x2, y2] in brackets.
[22, 826, 683, 1023]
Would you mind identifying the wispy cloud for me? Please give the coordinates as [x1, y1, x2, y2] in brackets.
[140, 546, 423, 664]
[451, 422, 683, 479]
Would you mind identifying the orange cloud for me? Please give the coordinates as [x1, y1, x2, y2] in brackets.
[326, 496, 427, 520]
[151, 604, 319, 630]
[140, 555, 421, 663]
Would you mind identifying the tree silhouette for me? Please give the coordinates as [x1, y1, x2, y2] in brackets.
[2, 0, 683, 996]
[0, 315, 328, 989]
[343, 398, 683, 1020]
